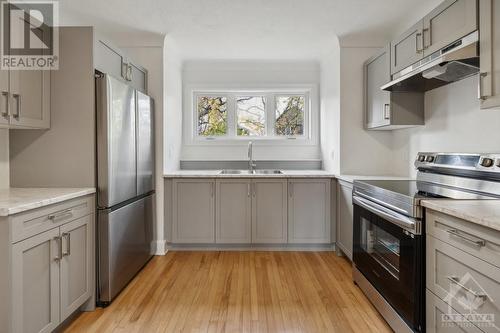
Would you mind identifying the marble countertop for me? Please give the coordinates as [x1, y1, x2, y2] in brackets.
[422, 199, 500, 232]
[164, 170, 336, 178]
[335, 174, 412, 183]
[0, 187, 96, 217]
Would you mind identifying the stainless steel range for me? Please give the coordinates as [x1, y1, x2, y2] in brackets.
[352, 153, 500, 333]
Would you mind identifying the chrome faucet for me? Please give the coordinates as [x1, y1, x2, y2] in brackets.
[248, 141, 257, 174]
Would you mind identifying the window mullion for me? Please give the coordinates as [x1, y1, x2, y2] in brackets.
[266, 93, 274, 137]
[227, 93, 236, 138]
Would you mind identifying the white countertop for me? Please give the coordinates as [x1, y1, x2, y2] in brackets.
[335, 174, 412, 183]
[164, 170, 336, 178]
[0, 187, 96, 217]
[422, 199, 500, 232]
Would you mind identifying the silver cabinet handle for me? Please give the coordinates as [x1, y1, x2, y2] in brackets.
[53, 236, 62, 262]
[447, 276, 487, 301]
[416, 32, 423, 53]
[252, 183, 256, 197]
[1, 91, 8, 118]
[422, 28, 430, 50]
[48, 208, 73, 222]
[478, 72, 488, 100]
[446, 229, 486, 247]
[383, 104, 390, 120]
[247, 183, 251, 197]
[62, 232, 71, 256]
[12, 94, 20, 119]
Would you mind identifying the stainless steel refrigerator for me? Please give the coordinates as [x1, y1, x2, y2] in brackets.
[95, 73, 154, 305]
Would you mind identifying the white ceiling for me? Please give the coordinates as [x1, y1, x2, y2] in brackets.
[60, 0, 442, 60]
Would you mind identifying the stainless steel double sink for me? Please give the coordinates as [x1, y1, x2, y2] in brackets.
[219, 169, 283, 175]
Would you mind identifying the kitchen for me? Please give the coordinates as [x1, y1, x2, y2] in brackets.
[0, 0, 499, 332]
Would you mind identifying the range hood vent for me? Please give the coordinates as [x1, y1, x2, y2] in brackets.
[382, 31, 479, 92]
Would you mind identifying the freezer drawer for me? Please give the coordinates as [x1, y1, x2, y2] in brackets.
[136, 91, 154, 195]
[96, 74, 137, 208]
[98, 194, 153, 303]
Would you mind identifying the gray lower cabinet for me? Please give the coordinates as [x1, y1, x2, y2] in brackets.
[479, 0, 500, 109]
[252, 179, 288, 244]
[5, 195, 95, 333]
[336, 180, 353, 260]
[172, 179, 215, 243]
[288, 179, 330, 244]
[216, 179, 252, 243]
[12, 227, 60, 333]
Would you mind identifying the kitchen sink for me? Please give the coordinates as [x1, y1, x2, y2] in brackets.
[219, 169, 283, 175]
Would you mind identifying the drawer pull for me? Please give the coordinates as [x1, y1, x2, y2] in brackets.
[447, 276, 488, 302]
[48, 208, 73, 222]
[446, 229, 486, 247]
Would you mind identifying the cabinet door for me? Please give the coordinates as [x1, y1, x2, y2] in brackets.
[216, 179, 252, 244]
[129, 61, 147, 93]
[365, 46, 391, 129]
[12, 228, 60, 333]
[423, 0, 477, 56]
[172, 179, 215, 243]
[8, 19, 50, 129]
[336, 181, 353, 260]
[252, 180, 288, 244]
[479, 0, 500, 109]
[0, 68, 8, 126]
[60, 215, 93, 321]
[391, 21, 424, 74]
[288, 179, 330, 244]
[94, 40, 125, 80]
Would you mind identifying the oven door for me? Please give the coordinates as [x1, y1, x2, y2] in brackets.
[353, 195, 423, 331]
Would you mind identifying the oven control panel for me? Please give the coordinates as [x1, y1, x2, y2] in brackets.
[414, 153, 500, 172]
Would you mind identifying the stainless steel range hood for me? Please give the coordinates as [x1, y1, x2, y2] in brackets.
[382, 31, 479, 92]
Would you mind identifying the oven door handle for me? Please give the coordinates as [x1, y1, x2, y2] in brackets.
[353, 195, 420, 234]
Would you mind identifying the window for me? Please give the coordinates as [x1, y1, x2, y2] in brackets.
[237, 96, 266, 136]
[197, 96, 227, 136]
[193, 90, 310, 140]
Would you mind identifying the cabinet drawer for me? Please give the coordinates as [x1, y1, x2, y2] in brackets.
[11, 195, 94, 243]
[427, 236, 500, 333]
[427, 210, 500, 268]
[426, 289, 484, 333]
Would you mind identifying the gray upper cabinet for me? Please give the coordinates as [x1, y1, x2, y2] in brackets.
[336, 180, 353, 260]
[172, 179, 215, 243]
[216, 179, 252, 244]
[391, 21, 424, 75]
[59, 216, 93, 320]
[12, 228, 60, 333]
[252, 179, 288, 244]
[479, 0, 500, 109]
[365, 46, 425, 130]
[288, 179, 330, 244]
[365, 46, 391, 129]
[422, 0, 477, 56]
[0, 69, 8, 126]
[94, 39, 147, 93]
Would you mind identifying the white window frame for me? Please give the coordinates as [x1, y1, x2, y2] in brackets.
[191, 88, 312, 143]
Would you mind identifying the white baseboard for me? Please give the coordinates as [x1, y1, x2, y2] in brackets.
[151, 239, 167, 255]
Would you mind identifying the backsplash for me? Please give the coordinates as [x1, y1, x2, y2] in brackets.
[180, 160, 322, 170]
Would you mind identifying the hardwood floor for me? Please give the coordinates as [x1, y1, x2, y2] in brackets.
[63, 251, 391, 333]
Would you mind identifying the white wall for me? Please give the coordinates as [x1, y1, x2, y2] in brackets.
[0, 130, 8, 188]
[393, 76, 500, 177]
[320, 41, 341, 173]
[338, 47, 400, 176]
[163, 38, 183, 172]
[180, 61, 321, 161]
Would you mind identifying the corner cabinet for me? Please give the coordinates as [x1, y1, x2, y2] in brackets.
[1, 194, 95, 333]
[336, 180, 353, 260]
[479, 0, 500, 109]
[364, 46, 424, 130]
[288, 179, 331, 244]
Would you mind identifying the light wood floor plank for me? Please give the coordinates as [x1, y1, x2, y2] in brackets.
[63, 251, 392, 333]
